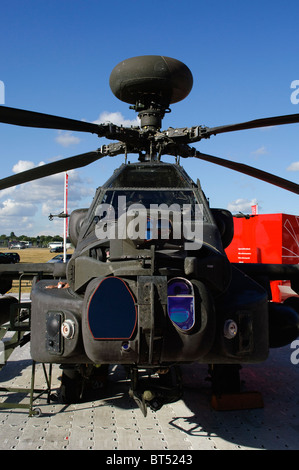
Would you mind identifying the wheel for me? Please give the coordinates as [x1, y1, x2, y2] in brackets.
[209, 364, 241, 394]
[31, 407, 42, 417]
[60, 369, 83, 404]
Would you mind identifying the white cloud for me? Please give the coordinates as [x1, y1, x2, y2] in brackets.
[287, 161, 299, 171]
[0, 160, 95, 236]
[93, 111, 140, 127]
[0, 198, 37, 235]
[0, 198, 36, 217]
[55, 130, 81, 147]
[12, 160, 35, 173]
[227, 198, 259, 214]
[251, 146, 267, 156]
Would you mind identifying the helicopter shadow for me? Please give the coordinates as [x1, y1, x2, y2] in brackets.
[174, 352, 299, 450]
[0, 358, 38, 411]
[0, 358, 32, 383]
[60, 364, 138, 413]
[171, 362, 257, 449]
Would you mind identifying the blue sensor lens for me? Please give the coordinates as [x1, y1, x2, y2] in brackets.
[167, 278, 195, 331]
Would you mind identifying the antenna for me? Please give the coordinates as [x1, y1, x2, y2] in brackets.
[48, 172, 69, 261]
[63, 172, 69, 262]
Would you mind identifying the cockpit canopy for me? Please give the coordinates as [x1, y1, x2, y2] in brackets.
[70, 162, 231, 255]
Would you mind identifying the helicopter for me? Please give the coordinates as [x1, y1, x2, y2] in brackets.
[0, 55, 299, 416]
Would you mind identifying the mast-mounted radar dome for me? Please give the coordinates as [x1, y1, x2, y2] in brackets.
[109, 55, 193, 110]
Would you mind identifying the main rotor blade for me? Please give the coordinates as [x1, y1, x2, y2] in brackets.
[0, 105, 101, 134]
[194, 150, 299, 194]
[0, 150, 102, 190]
[205, 113, 299, 137]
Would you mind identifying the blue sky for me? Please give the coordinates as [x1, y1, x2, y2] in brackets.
[0, 0, 299, 236]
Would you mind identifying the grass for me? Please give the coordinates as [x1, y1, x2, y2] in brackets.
[1, 247, 74, 263]
[1, 247, 74, 293]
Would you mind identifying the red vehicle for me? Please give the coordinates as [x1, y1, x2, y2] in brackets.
[225, 213, 299, 302]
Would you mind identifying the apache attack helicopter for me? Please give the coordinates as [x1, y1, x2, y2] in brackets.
[0, 55, 299, 416]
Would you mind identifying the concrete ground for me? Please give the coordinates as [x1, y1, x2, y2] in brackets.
[0, 340, 298, 451]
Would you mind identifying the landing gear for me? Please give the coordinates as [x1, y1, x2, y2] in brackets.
[129, 366, 183, 416]
[59, 364, 109, 403]
[208, 364, 264, 411]
[60, 367, 83, 403]
[208, 364, 241, 394]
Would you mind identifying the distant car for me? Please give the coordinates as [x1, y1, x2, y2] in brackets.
[13, 243, 26, 249]
[0, 252, 20, 263]
[0, 253, 8, 264]
[47, 254, 72, 263]
[50, 246, 64, 253]
[6, 252, 20, 263]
